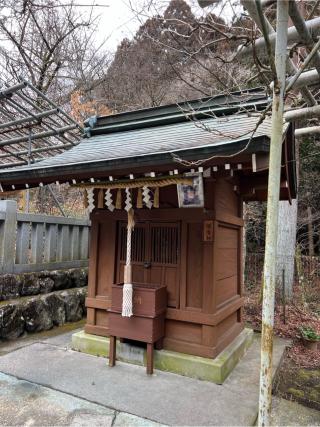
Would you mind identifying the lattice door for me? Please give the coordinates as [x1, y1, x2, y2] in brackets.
[117, 221, 180, 307]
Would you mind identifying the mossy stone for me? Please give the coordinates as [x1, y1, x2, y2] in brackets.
[287, 388, 305, 399]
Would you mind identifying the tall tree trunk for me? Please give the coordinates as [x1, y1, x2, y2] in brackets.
[276, 199, 297, 298]
[243, 202, 247, 286]
[307, 206, 314, 256]
[258, 1, 289, 423]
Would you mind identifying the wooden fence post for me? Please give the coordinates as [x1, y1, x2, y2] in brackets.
[0, 200, 17, 274]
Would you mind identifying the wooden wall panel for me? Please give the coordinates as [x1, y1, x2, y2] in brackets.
[202, 324, 216, 347]
[186, 222, 203, 309]
[214, 178, 239, 216]
[87, 217, 99, 298]
[215, 224, 240, 307]
[95, 309, 109, 329]
[217, 312, 237, 337]
[202, 240, 214, 313]
[159, 185, 179, 208]
[204, 179, 215, 210]
[216, 249, 237, 280]
[85, 213, 116, 337]
[216, 276, 238, 306]
[165, 319, 202, 344]
[163, 266, 179, 307]
[96, 220, 116, 296]
[216, 226, 238, 249]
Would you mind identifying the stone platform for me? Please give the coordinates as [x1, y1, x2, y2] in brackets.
[72, 328, 253, 384]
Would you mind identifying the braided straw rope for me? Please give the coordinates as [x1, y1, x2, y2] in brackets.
[122, 208, 135, 317]
[73, 176, 193, 190]
[126, 208, 135, 266]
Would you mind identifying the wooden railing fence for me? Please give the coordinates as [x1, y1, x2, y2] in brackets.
[0, 200, 90, 274]
[245, 252, 320, 288]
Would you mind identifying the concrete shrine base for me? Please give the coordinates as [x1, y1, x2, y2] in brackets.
[72, 327, 254, 384]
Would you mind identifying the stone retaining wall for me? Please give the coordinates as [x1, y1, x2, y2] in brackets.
[0, 268, 88, 301]
[0, 268, 88, 340]
[0, 287, 87, 340]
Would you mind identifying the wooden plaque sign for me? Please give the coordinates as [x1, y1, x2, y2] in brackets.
[203, 220, 214, 242]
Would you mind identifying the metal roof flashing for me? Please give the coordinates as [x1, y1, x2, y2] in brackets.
[0, 90, 294, 190]
[94, 87, 267, 126]
[0, 112, 274, 172]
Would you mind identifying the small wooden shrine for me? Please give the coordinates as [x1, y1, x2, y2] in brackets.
[0, 88, 296, 359]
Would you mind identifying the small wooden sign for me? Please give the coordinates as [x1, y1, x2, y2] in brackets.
[203, 220, 214, 242]
[134, 295, 142, 305]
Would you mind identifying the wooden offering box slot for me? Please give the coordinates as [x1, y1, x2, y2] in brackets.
[108, 283, 167, 374]
[111, 282, 167, 317]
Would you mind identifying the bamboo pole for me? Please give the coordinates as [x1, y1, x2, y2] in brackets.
[284, 104, 320, 121]
[284, 38, 320, 91]
[295, 126, 320, 136]
[0, 124, 77, 147]
[258, 1, 289, 426]
[285, 68, 319, 91]
[0, 108, 58, 130]
[237, 17, 320, 58]
[0, 143, 74, 159]
[288, 1, 320, 77]
[240, 0, 316, 106]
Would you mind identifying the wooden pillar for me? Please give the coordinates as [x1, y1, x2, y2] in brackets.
[146, 343, 154, 375]
[0, 200, 17, 274]
[109, 335, 116, 367]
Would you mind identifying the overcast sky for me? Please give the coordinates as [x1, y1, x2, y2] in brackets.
[81, 0, 238, 53]
[87, 1, 141, 51]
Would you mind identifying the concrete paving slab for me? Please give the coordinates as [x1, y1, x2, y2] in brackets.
[224, 335, 289, 400]
[0, 342, 260, 426]
[114, 412, 165, 427]
[42, 329, 83, 348]
[0, 328, 291, 426]
[0, 371, 162, 427]
[0, 372, 115, 426]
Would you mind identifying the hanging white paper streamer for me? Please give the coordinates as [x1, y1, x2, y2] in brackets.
[105, 189, 115, 211]
[142, 186, 152, 209]
[124, 187, 132, 212]
[87, 188, 95, 213]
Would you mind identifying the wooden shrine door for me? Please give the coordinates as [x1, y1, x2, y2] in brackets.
[116, 221, 180, 308]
